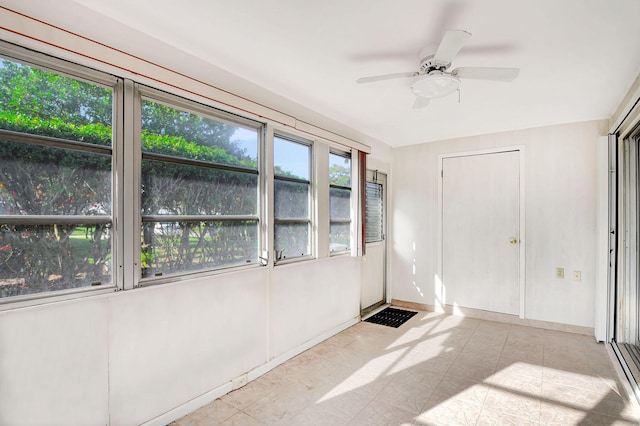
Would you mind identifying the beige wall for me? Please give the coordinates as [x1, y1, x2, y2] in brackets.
[390, 120, 607, 328]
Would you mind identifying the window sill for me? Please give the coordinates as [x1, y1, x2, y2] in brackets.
[138, 261, 265, 288]
[0, 284, 117, 312]
[273, 254, 315, 267]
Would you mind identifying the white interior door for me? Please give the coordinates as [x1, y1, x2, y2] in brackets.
[442, 151, 521, 315]
[362, 171, 386, 312]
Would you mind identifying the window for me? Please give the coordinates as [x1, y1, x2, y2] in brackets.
[139, 95, 261, 278]
[0, 41, 365, 306]
[365, 181, 384, 243]
[273, 136, 312, 261]
[329, 151, 352, 253]
[0, 55, 116, 299]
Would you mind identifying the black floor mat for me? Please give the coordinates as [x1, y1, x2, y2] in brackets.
[364, 307, 418, 328]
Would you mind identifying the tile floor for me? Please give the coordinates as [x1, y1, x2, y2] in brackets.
[170, 310, 640, 425]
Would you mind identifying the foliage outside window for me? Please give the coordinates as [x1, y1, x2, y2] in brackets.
[329, 152, 352, 252]
[0, 56, 114, 299]
[273, 136, 312, 261]
[0, 43, 363, 305]
[140, 97, 260, 278]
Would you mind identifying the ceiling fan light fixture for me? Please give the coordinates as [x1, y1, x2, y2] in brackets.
[411, 72, 460, 99]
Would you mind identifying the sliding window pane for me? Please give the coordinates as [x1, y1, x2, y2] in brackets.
[0, 223, 112, 297]
[329, 187, 351, 220]
[329, 152, 351, 187]
[274, 223, 310, 259]
[274, 179, 309, 219]
[0, 58, 113, 146]
[141, 100, 257, 167]
[141, 160, 257, 216]
[0, 140, 111, 216]
[329, 223, 350, 252]
[141, 220, 258, 278]
[274, 137, 310, 180]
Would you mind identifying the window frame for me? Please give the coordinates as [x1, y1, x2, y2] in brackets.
[134, 85, 265, 286]
[328, 149, 353, 255]
[273, 133, 314, 264]
[0, 42, 122, 309]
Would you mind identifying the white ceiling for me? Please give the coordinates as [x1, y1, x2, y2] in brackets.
[3, 0, 640, 147]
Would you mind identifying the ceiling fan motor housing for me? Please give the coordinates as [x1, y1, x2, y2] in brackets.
[418, 53, 450, 74]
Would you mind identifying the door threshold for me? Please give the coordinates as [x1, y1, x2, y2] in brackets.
[361, 303, 390, 321]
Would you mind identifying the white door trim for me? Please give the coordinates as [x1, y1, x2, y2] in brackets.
[437, 146, 526, 319]
[362, 170, 388, 313]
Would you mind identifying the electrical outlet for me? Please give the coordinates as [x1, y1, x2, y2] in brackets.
[573, 271, 582, 282]
[556, 268, 564, 279]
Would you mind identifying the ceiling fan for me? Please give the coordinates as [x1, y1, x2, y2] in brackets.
[356, 30, 519, 108]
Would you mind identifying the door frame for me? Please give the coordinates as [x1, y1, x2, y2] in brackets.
[437, 146, 526, 318]
[361, 169, 388, 315]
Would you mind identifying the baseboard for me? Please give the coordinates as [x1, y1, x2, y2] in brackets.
[248, 316, 359, 381]
[142, 315, 360, 426]
[391, 299, 594, 336]
[141, 381, 233, 426]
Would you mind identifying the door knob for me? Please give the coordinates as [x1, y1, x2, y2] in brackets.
[509, 238, 519, 244]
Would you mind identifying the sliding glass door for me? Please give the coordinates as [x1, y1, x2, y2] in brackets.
[613, 123, 640, 401]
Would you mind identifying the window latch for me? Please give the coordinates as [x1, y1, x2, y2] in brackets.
[274, 248, 285, 265]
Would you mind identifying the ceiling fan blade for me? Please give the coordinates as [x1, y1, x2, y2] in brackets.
[452, 67, 520, 81]
[412, 96, 430, 109]
[356, 72, 418, 84]
[433, 29, 471, 66]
